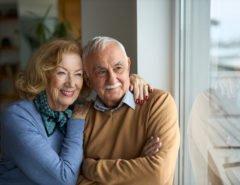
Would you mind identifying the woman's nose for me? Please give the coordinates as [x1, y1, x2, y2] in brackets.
[65, 75, 74, 87]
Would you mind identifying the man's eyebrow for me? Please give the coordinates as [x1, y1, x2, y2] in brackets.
[93, 61, 123, 72]
[94, 65, 106, 71]
[114, 61, 123, 66]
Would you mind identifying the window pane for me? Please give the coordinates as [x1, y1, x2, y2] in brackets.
[188, 0, 240, 185]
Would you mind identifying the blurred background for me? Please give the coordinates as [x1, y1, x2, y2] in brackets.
[0, 0, 82, 111]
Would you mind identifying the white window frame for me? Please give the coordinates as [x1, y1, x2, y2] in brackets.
[173, 0, 211, 185]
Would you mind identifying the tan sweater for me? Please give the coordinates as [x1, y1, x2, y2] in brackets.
[77, 89, 180, 185]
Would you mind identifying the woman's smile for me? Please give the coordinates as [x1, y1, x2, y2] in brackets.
[60, 90, 75, 97]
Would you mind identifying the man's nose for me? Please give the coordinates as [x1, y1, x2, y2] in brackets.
[108, 71, 117, 84]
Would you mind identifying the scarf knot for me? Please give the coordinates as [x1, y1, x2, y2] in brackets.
[34, 91, 72, 136]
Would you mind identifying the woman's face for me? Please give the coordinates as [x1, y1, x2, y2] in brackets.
[45, 53, 83, 111]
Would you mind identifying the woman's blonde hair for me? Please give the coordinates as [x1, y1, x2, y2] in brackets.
[16, 39, 89, 100]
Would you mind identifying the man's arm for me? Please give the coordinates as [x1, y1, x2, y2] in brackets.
[76, 175, 97, 185]
[81, 92, 180, 185]
[77, 136, 162, 185]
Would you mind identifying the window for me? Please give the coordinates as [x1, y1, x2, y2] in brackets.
[177, 0, 240, 184]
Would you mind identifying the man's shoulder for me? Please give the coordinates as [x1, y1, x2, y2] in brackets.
[145, 89, 177, 112]
[149, 89, 172, 101]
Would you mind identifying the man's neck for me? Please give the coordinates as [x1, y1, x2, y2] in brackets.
[94, 91, 135, 112]
[103, 100, 122, 109]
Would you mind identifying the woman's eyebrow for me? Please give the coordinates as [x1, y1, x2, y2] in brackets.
[56, 66, 83, 72]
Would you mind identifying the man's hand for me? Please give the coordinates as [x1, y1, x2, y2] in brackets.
[72, 103, 91, 119]
[140, 136, 162, 157]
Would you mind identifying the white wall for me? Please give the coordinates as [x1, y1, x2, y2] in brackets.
[81, 0, 137, 73]
[137, 0, 173, 92]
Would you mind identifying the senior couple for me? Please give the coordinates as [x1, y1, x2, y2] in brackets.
[0, 36, 180, 185]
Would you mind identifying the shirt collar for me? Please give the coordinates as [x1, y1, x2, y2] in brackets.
[94, 90, 136, 112]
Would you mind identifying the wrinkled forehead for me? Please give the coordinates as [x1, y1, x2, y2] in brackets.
[88, 44, 127, 64]
[84, 40, 127, 59]
[92, 42, 123, 56]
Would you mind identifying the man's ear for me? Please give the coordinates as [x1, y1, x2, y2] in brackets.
[127, 57, 131, 72]
[83, 71, 91, 87]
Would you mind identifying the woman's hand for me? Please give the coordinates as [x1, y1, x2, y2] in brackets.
[140, 136, 162, 157]
[72, 102, 91, 119]
[129, 74, 153, 104]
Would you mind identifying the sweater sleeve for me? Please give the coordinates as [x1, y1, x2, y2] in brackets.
[1, 105, 85, 185]
[82, 93, 180, 185]
[76, 175, 97, 185]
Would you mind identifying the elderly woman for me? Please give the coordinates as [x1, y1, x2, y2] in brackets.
[0, 39, 160, 185]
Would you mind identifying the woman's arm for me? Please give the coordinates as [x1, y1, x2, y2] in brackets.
[1, 103, 89, 185]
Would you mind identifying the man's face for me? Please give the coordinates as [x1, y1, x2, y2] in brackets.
[84, 43, 131, 108]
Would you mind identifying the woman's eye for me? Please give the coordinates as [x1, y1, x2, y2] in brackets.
[75, 73, 82, 77]
[57, 71, 66, 75]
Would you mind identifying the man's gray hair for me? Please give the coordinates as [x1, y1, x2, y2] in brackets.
[82, 36, 128, 66]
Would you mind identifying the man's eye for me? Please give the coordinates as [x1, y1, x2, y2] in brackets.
[115, 66, 123, 72]
[116, 67, 122, 70]
[98, 70, 106, 74]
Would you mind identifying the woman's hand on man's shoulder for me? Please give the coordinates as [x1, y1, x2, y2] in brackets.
[72, 102, 91, 120]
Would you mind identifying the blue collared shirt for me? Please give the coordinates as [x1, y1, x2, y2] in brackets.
[94, 90, 136, 112]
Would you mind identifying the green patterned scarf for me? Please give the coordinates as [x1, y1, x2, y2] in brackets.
[34, 91, 72, 136]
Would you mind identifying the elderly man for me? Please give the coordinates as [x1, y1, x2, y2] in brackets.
[77, 36, 180, 185]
